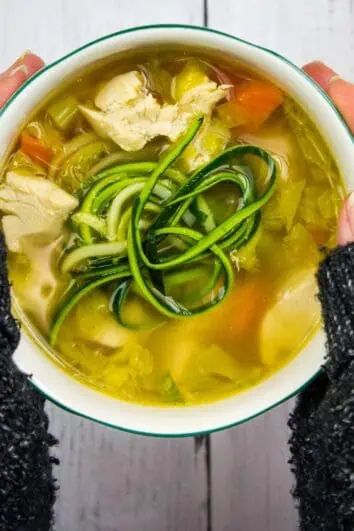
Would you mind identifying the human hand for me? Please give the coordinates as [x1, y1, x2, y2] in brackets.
[0, 51, 44, 108]
[303, 61, 354, 246]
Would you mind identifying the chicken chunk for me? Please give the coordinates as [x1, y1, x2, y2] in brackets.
[95, 70, 145, 110]
[79, 70, 228, 152]
[0, 171, 78, 253]
[260, 268, 321, 366]
[75, 291, 130, 349]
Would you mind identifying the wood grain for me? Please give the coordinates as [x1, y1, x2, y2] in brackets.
[1, 2, 209, 531]
[207, 2, 353, 529]
[46, 402, 208, 531]
[0, 0, 203, 67]
[210, 401, 298, 531]
[208, 0, 354, 79]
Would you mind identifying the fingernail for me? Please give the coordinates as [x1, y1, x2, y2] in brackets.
[346, 192, 354, 234]
[327, 74, 342, 88]
[20, 50, 33, 59]
[8, 64, 29, 77]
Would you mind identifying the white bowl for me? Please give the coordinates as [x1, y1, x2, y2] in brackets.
[0, 25, 353, 437]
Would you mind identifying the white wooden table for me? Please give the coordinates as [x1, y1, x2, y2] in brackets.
[1, 1, 353, 529]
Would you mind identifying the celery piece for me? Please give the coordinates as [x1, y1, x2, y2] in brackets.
[179, 118, 231, 173]
[235, 223, 263, 271]
[129, 344, 154, 377]
[158, 373, 184, 403]
[317, 189, 337, 220]
[263, 178, 305, 232]
[48, 95, 79, 132]
[282, 223, 320, 268]
[7, 150, 47, 177]
[57, 139, 113, 191]
[102, 366, 131, 389]
[284, 98, 333, 173]
[172, 60, 210, 101]
[140, 61, 173, 103]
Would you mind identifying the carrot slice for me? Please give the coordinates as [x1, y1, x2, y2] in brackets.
[218, 80, 284, 129]
[21, 132, 53, 166]
[204, 277, 269, 341]
[234, 80, 284, 125]
[226, 278, 268, 337]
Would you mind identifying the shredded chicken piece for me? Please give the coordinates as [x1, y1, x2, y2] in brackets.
[79, 70, 228, 151]
[0, 172, 78, 253]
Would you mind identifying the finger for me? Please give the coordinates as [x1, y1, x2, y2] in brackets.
[0, 52, 44, 108]
[303, 61, 354, 133]
[303, 61, 337, 92]
[337, 193, 354, 246]
[328, 79, 354, 133]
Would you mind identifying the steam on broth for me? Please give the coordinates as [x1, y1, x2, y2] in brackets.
[0, 48, 344, 406]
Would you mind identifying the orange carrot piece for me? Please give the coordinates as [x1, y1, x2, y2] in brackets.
[21, 132, 53, 166]
[218, 80, 284, 129]
[226, 278, 268, 337]
[233, 79, 284, 126]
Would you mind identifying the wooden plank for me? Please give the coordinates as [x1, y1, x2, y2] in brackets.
[207, 2, 353, 529]
[46, 403, 208, 531]
[0, 2, 208, 530]
[210, 402, 298, 531]
[0, 0, 203, 68]
[208, 0, 354, 78]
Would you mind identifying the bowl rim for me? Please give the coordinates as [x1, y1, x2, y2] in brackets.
[1, 23, 352, 437]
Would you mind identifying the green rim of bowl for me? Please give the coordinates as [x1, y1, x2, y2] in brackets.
[2, 24, 351, 438]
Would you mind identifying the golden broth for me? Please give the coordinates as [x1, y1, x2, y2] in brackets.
[2, 48, 344, 406]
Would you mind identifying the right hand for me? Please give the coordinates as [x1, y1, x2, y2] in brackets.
[303, 62, 354, 245]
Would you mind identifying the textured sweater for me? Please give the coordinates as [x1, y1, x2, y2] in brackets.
[289, 243, 354, 530]
[0, 232, 57, 531]
[0, 234, 353, 530]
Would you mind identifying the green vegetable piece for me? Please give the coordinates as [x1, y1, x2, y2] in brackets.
[158, 373, 184, 403]
[50, 268, 131, 346]
[173, 60, 210, 101]
[284, 98, 334, 173]
[263, 178, 305, 232]
[140, 61, 173, 103]
[179, 118, 231, 173]
[71, 212, 107, 236]
[48, 95, 79, 132]
[50, 115, 278, 343]
[57, 140, 113, 191]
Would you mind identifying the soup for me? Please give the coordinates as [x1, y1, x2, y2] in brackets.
[0, 48, 344, 406]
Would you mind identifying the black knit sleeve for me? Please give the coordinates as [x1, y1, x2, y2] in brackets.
[0, 232, 57, 531]
[289, 244, 354, 531]
[317, 243, 354, 378]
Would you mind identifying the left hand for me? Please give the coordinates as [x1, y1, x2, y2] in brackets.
[0, 51, 44, 108]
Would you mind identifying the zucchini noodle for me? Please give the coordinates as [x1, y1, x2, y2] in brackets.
[50, 116, 277, 345]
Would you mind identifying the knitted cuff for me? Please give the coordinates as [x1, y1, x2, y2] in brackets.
[317, 243, 354, 379]
[0, 232, 20, 359]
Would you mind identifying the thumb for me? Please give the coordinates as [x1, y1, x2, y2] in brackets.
[0, 52, 44, 108]
[328, 79, 354, 134]
[337, 193, 354, 246]
[303, 61, 354, 133]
